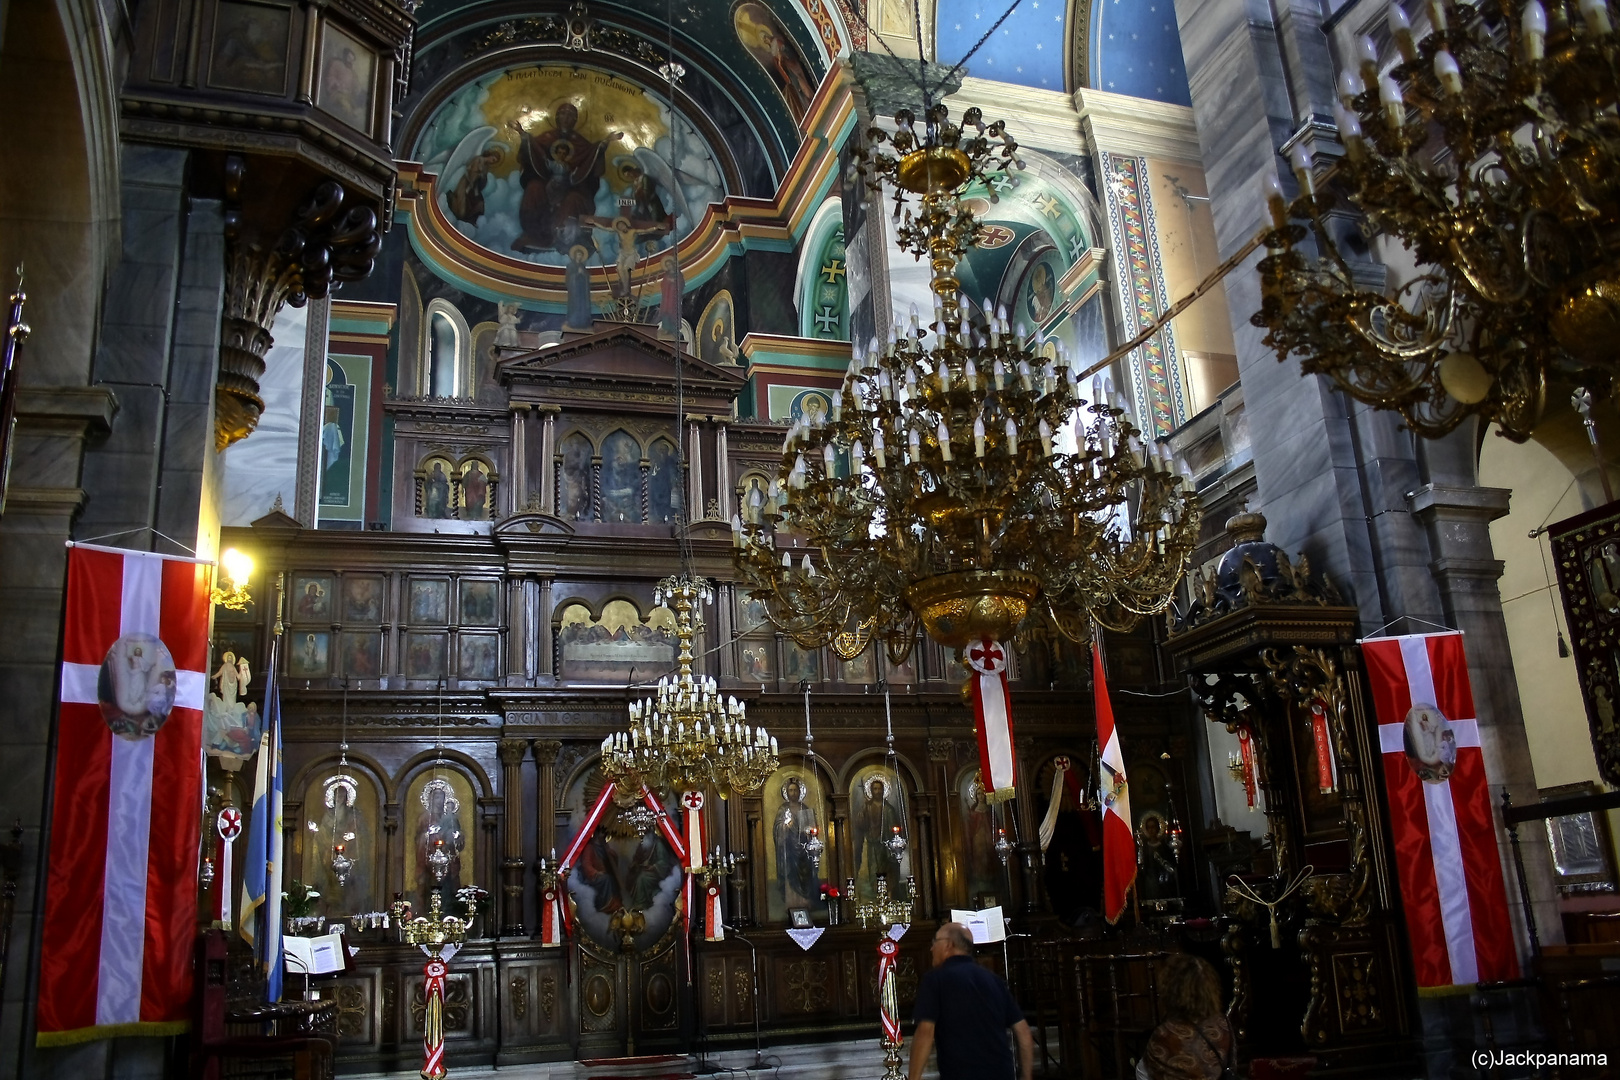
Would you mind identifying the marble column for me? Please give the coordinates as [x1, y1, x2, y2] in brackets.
[534, 740, 561, 871]
[688, 419, 704, 521]
[537, 576, 554, 682]
[538, 404, 559, 514]
[498, 738, 528, 935]
[715, 421, 732, 519]
[509, 403, 529, 513]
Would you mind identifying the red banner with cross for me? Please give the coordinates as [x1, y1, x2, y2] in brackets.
[967, 637, 1016, 802]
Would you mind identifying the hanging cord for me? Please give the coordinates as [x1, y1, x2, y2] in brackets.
[1226, 865, 1313, 948]
[339, 677, 351, 779]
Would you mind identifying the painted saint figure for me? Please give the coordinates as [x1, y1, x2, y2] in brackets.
[773, 777, 818, 909]
[414, 779, 466, 908]
[508, 104, 621, 253]
[658, 253, 683, 338]
[564, 244, 594, 331]
[424, 460, 452, 519]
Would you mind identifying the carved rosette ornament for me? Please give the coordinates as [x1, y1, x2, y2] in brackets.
[217, 157, 382, 450]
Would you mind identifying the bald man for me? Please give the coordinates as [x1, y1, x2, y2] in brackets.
[908, 921, 1033, 1080]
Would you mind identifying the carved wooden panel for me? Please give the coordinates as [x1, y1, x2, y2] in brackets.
[777, 958, 831, 1015]
[317, 975, 375, 1044]
[639, 945, 679, 1031]
[410, 972, 474, 1038]
[581, 951, 617, 1035]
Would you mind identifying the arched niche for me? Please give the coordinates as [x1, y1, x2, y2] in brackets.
[293, 760, 385, 919]
[401, 766, 479, 915]
[557, 429, 595, 520]
[761, 760, 833, 922]
[559, 762, 685, 953]
[844, 757, 917, 898]
[795, 198, 847, 341]
[422, 298, 472, 398]
[952, 764, 1005, 906]
[599, 429, 644, 524]
[646, 436, 682, 524]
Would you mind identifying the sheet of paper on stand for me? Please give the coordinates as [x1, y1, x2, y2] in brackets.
[283, 932, 348, 976]
[949, 906, 1007, 943]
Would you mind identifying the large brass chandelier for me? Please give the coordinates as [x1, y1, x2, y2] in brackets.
[1254, 0, 1620, 440]
[601, 573, 778, 797]
[731, 103, 1201, 664]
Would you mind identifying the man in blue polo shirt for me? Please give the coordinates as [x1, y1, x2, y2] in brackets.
[907, 922, 1033, 1080]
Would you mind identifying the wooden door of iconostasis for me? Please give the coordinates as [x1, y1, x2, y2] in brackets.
[563, 767, 686, 1057]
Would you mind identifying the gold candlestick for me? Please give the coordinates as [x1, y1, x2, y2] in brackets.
[394, 892, 467, 1080]
[847, 873, 914, 1080]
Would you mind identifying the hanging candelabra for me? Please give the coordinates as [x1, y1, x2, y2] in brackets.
[601, 573, 779, 797]
[733, 102, 1200, 668]
[1254, 0, 1620, 440]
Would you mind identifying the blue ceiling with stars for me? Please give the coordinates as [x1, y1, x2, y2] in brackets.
[1089, 0, 1191, 105]
[935, 0, 1067, 92]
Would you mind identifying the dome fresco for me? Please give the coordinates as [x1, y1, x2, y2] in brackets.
[1089, 0, 1191, 106]
[414, 63, 729, 269]
[936, 0, 1067, 90]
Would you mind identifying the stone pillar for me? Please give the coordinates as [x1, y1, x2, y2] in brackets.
[498, 738, 528, 935]
[537, 576, 554, 681]
[688, 419, 704, 521]
[506, 575, 527, 685]
[509, 403, 529, 513]
[534, 741, 562, 870]
[715, 421, 732, 519]
[538, 404, 559, 514]
[716, 583, 736, 680]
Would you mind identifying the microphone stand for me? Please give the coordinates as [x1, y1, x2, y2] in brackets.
[725, 925, 765, 1071]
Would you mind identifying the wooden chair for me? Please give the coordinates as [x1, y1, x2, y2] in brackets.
[191, 929, 336, 1080]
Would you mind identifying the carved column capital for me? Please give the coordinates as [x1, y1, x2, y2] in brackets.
[498, 738, 529, 767]
[532, 739, 562, 766]
[926, 738, 954, 763]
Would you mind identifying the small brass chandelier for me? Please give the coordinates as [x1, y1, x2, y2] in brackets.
[1255, 0, 1620, 441]
[601, 573, 779, 797]
[732, 103, 1201, 663]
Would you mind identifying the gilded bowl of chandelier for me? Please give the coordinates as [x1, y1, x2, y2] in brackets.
[905, 569, 1041, 649]
[896, 146, 972, 196]
[1549, 266, 1620, 365]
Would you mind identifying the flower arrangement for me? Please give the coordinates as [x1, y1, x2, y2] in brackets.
[818, 883, 841, 902]
[283, 881, 321, 919]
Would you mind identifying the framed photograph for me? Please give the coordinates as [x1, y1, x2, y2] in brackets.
[1542, 781, 1618, 894]
[789, 908, 812, 929]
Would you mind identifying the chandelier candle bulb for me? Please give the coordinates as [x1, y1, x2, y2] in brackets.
[1378, 75, 1405, 127]
[852, 439, 866, 475]
[1288, 144, 1315, 196]
[1433, 49, 1462, 94]
[1017, 359, 1033, 390]
[1332, 104, 1365, 158]
[973, 415, 987, 457]
[1038, 419, 1053, 456]
[1523, 1, 1548, 59]
[1580, 0, 1612, 34]
[1426, 0, 1447, 31]
[1337, 69, 1365, 107]
[1357, 34, 1381, 85]
[1262, 172, 1289, 228]
[1389, 2, 1418, 61]
[873, 429, 886, 468]
[992, 359, 1007, 388]
[908, 427, 921, 457]
[1004, 417, 1019, 451]
[965, 358, 979, 390]
[831, 390, 843, 421]
[937, 421, 953, 461]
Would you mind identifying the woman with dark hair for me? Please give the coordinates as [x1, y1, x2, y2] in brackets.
[1136, 954, 1236, 1080]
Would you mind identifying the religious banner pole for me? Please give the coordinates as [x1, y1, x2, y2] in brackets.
[394, 890, 467, 1080]
[848, 872, 914, 1080]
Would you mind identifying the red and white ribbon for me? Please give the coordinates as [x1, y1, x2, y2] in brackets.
[966, 638, 1016, 802]
[1310, 701, 1338, 794]
[422, 957, 448, 1078]
[704, 882, 725, 941]
[642, 786, 687, 865]
[216, 807, 241, 928]
[539, 885, 564, 947]
[876, 937, 902, 1045]
[1237, 726, 1258, 808]
[680, 790, 706, 872]
[1038, 755, 1084, 852]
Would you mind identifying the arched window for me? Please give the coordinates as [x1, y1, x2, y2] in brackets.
[423, 299, 471, 397]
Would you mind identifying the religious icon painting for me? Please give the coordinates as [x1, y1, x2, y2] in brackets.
[599, 431, 643, 524]
[291, 575, 333, 622]
[340, 632, 383, 681]
[343, 576, 384, 623]
[782, 643, 820, 684]
[409, 579, 450, 625]
[732, 0, 817, 122]
[763, 764, 826, 922]
[738, 593, 770, 632]
[840, 649, 875, 685]
[561, 768, 683, 953]
[419, 455, 457, 520]
[300, 769, 379, 916]
[646, 438, 681, 525]
[557, 601, 677, 684]
[459, 635, 499, 681]
[790, 908, 812, 929]
[459, 459, 493, 520]
[556, 433, 592, 520]
[404, 633, 447, 679]
[739, 640, 774, 684]
[404, 770, 476, 913]
[459, 580, 500, 626]
[957, 768, 1001, 904]
[288, 631, 331, 679]
[209, 0, 291, 95]
[883, 652, 916, 687]
[848, 763, 911, 898]
[315, 21, 375, 135]
[697, 291, 739, 367]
